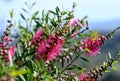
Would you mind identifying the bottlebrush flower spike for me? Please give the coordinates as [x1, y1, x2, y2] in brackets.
[80, 35, 107, 56]
[32, 29, 44, 44]
[80, 73, 97, 81]
[3, 36, 10, 42]
[70, 18, 80, 27]
[36, 34, 64, 61]
[5, 46, 16, 61]
[8, 46, 16, 56]
[85, 53, 120, 80]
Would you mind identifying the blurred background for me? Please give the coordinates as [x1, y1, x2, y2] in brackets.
[0, 0, 120, 81]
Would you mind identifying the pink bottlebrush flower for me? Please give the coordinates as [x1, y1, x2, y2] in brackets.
[36, 42, 47, 60]
[32, 29, 44, 44]
[3, 49, 7, 54]
[8, 46, 16, 56]
[80, 74, 88, 81]
[5, 55, 10, 61]
[0, 43, 5, 48]
[71, 18, 80, 27]
[47, 37, 63, 60]
[3, 36, 10, 42]
[80, 36, 107, 56]
[36, 34, 64, 61]
[80, 73, 97, 81]
[5, 46, 16, 61]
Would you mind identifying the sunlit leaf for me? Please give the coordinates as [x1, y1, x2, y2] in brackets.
[11, 69, 30, 77]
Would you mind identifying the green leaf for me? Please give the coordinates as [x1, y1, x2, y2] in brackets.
[112, 66, 119, 71]
[80, 57, 90, 62]
[65, 32, 71, 38]
[20, 13, 26, 21]
[35, 20, 43, 28]
[63, 17, 70, 20]
[72, 2, 77, 8]
[45, 12, 49, 24]
[61, 11, 67, 15]
[89, 31, 99, 40]
[9, 9, 14, 18]
[67, 65, 82, 70]
[113, 61, 118, 64]
[71, 28, 76, 34]
[72, 39, 79, 43]
[11, 69, 30, 77]
[56, 6, 60, 15]
[61, 59, 64, 68]
[105, 70, 110, 72]
[42, 10, 44, 20]
[49, 10, 57, 15]
[22, 8, 28, 13]
[83, 16, 88, 19]
[51, 19, 57, 27]
[86, 20, 89, 27]
[32, 11, 39, 19]
[79, 33, 88, 37]
[32, 2, 36, 7]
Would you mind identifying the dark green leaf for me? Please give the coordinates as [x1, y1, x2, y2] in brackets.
[63, 17, 70, 20]
[51, 19, 57, 27]
[20, 13, 26, 21]
[61, 59, 64, 68]
[35, 20, 43, 27]
[67, 65, 82, 70]
[71, 28, 76, 34]
[56, 6, 60, 15]
[42, 10, 44, 21]
[45, 12, 49, 24]
[83, 16, 88, 19]
[65, 32, 71, 38]
[73, 2, 77, 8]
[32, 11, 39, 19]
[80, 57, 90, 62]
[86, 20, 89, 27]
[22, 8, 28, 13]
[49, 10, 57, 15]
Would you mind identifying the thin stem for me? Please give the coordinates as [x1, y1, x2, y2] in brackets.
[110, 26, 120, 35]
[60, 52, 83, 74]
[88, 52, 120, 79]
[65, 27, 89, 41]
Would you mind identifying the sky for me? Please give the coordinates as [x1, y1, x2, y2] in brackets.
[0, 0, 120, 31]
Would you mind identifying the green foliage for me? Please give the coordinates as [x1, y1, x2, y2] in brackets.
[0, 1, 120, 81]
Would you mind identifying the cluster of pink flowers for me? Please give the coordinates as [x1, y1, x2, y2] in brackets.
[80, 36, 107, 56]
[0, 36, 16, 61]
[6, 46, 16, 61]
[32, 29, 64, 61]
[70, 18, 85, 27]
[80, 73, 97, 81]
[70, 18, 85, 37]
[32, 29, 44, 44]
[70, 18, 80, 27]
